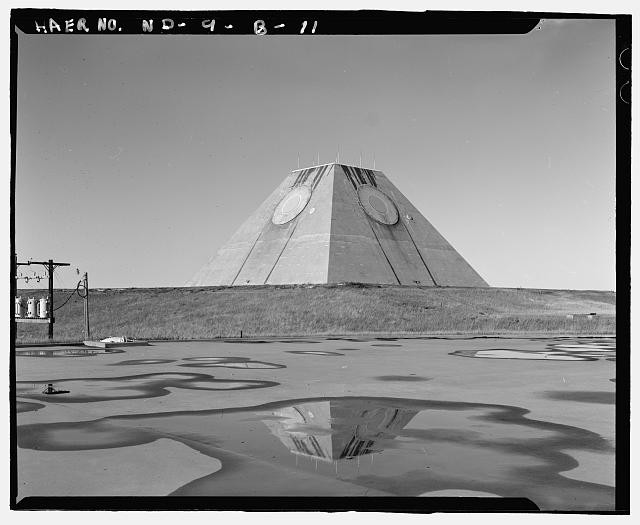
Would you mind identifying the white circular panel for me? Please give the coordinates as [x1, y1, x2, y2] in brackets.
[272, 186, 312, 225]
[357, 185, 398, 225]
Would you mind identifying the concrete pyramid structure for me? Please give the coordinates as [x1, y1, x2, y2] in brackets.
[188, 163, 488, 287]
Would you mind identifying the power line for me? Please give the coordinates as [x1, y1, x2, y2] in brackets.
[14, 256, 70, 340]
[53, 280, 83, 311]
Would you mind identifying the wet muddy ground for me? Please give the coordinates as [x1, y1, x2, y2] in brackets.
[15, 337, 616, 510]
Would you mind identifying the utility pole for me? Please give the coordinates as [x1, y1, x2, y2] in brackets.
[15, 257, 70, 340]
[83, 272, 90, 340]
[47, 259, 54, 340]
[13, 253, 18, 298]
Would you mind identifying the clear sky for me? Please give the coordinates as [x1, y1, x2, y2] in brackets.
[14, 18, 616, 290]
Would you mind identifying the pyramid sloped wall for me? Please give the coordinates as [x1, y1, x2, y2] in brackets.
[266, 166, 334, 284]
[327, 166, 399, 284]
[186, 174, 294, 286]
[234, 164, 334, 285]
[328, 165, 436, 285]
[373, 170, 488, 287]
[188, 163, 488, 287]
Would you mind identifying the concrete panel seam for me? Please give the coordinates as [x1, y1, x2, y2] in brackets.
[264, 216, 304, 285]
[399, 219, 438, 286]
[361, 210, 401, 286]
[333, 166, 400, 285]
[230, 231, 263, 286]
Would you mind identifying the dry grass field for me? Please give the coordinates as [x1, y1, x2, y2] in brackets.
[15, 284, 616, 344]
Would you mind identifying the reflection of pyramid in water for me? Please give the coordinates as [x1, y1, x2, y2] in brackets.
[262, 399, 418, 462]
[188, 163, 488, 287]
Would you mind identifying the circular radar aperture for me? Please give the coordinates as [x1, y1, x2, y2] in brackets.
[357, 185, 399, 225]
[272, 186, 312, 225]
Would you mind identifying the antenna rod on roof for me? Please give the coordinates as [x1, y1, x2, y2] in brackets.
[359, 151, 362, 168]
[373, 153, 376, 169]
[297, 152, 300, 169]
[317, 152, 320, 165]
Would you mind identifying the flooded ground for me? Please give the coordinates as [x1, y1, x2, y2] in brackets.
[15, 337, 616, 510]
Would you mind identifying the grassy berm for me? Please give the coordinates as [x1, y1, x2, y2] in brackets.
[15, 284, 616, 344]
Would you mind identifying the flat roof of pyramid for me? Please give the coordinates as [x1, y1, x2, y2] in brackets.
[291, 162, 378, 172]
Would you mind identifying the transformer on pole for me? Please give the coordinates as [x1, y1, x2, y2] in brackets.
[14, 255, 70, 340]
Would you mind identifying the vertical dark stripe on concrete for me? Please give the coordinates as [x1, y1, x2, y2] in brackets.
[364, 216, 401, 285]
[317, 166, 327, 189]
[399, 219, 438, 286]
[230, 230, 264, 286]
[348, 166, 363, 186]
[339, 164, 399, 285]
[312, 165, 327, 190]
[344, 167, 358, 190]
[365, 171, 374, 186]
[263, 218, 303, 285]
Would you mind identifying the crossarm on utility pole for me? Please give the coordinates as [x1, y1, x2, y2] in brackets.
[14, 258, 70, 341]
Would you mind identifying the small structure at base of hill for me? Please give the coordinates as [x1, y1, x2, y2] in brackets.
[188, 163, 488, 287]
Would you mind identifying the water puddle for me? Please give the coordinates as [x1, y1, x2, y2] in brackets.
[179, 357, 286, 369]
[450, 338, 616, 362]
[541, 391, 615, 405]
[111, 359, 177, 366]
[16, 348, 124, 358]
[17, 396, 614, 509]
[17, 400, 46, 413]
[223, 340, 271, 344]
[374, 375, 431, 382]
[277, 340, 321, 344]
[285, 350, 344, 356]
[16, 372, 279, 403]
